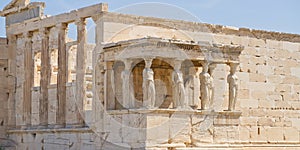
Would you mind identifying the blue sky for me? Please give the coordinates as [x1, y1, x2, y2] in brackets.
[0, 0, 299, 38]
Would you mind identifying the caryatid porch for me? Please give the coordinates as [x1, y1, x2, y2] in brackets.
[98, 37, 244, 111]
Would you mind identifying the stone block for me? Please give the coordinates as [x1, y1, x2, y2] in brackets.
[257, 118, 274, 126]
[250, 55, 266, 65]
[284, 59, 298, 68]
[213, 34, 233, 44]
[28, 142, 42, 150]
[266, 92, 282, 101]
[283, 93, 299, 101]
[274, 66, 291, 76]
[236, 72, 250, 83]
[266, 110, 284, 118]
[266, 57, 279, 66]
[80, 142, 96, 150]
[240, 99, 258, 109]
[283, 76, 300, 85]
[266, 39, 283, 49]
[258, 100, 275, 108]
[257, 65, 274, 76]
[249, 126, 267, 143]
[283, 41, 299, 52]
[239, 126, 250, 143]
[266, 75, 283, 84]
[213, 126, 228, 143]
[242, 47, 257, 56]
[248, 38, 266, 48]
[104, 115, 123, 143]
[169, 114, 191, 144]
[275, 84, 292, 92]
[290, 101, 300, 110]
[275, 118, 292, 128]
[290, 118, 300, 130]
[6, 6, 43, 25]
[232, 35, 249, 46]
[226, 126, 239, 143]
[145, 114, 169, 144]
[293, 85, 300, 93]
[240, 117, 257, 126]
[248, 82, 275, 92]
[255, 47, 268, 56]
[239, 55, 250, 65]
[251, 90, 266, 100]
[250, 109, 266, 117]
[291, 67, 300, 78]
[275, 100, 291, 108]
[191, 129, 213, 144]
[284, 127, 299, 142]
[237, 89, 250, 99]
[22, 134, 36, 143]
[249, 73, 266, 82]
[266, 127, 284, 143]
[214, 115, 239, 126]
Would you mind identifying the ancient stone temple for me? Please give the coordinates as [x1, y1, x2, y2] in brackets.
[1, 0, 300, 149]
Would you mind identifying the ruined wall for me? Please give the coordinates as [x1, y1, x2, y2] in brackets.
[99, 13, 300, 148]
[213, 33, 300, 144]
[0, 38, 9, 141]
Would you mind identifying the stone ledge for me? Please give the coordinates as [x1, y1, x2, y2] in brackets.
[7, 127, 92, 134]
[104, 12, 300, 43]
[107, 109, 242, 116]
[175, 143, 300, 149]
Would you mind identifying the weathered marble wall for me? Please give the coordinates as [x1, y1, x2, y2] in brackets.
[0, 38, 9, 146]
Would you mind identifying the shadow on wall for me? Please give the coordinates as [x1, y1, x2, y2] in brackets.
[0, 138, 17, 149]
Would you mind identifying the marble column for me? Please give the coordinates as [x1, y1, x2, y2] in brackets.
[185, 67, 201, 109]
[200, 62, 212, 110]
[40, 28, 50, 127]
[105, 61, 115, 110]
[227, 63, 239, 111]
[7, 34, 17, 129]
[121, 60, 134, 109]
[208, 64, 216, 109]
[172, 60, 187, 108]
[75, 18, 87, 126]
[23, 32, 33, 127]
[142, 58, 156, 108]
[56, 23, 68, 127]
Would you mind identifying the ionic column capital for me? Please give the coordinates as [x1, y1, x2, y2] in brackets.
[75, 18, 87, 26]
[39, 28, 50, 39]
[22, 32, 33, 44]
[123, 59, 133, 71]
[7, 34, 17, 42]
[56, 23, 68, 30]
[173, 59, 184, 71]
[144, 57, 154, 68]
[228, 62, 239, 74]
[105, 61, 114, 70]
[200, 61, 210, 73]
[23, 31, 32, 38]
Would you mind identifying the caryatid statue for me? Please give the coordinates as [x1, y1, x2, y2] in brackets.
[200, 62, 212, 110]
[121, 59, 134, 108]
[227, 63, 239, 111]
[142, 58, 156, 108]
[185, 67, 200, 108]
[172, 60, 187, 108]
[208, 64, 215, 108]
